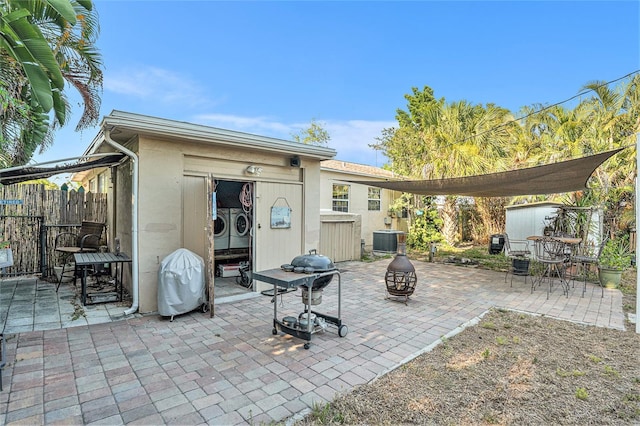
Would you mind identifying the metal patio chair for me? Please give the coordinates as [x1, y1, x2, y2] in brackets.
[570, 238, 607, 298]
[503, 233, 531, 287]
[54, 221, 105, 291]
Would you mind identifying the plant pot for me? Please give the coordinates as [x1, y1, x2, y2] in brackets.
[54, 263, 75, 283]
[598, 267, 622, 289]
[512, 258, 530, 276]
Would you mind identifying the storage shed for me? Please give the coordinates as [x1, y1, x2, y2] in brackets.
[505, 202, 603, 245]
[74, 110, 336, 314]
[505, 202, 563, 242]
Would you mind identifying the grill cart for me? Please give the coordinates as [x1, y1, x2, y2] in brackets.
[254, 251, 347, 349]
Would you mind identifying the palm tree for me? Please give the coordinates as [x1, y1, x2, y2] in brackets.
[377, 87, 516, 244]
[0, 0, 102, 165]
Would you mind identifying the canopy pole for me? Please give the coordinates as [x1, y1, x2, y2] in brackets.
[634, 133, 640, 334]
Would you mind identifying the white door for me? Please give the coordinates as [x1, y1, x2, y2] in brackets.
[254, 182, 303, 290]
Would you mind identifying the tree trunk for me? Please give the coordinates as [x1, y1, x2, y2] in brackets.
[475, 197, 507, 242]
[442, 196, 458, 245]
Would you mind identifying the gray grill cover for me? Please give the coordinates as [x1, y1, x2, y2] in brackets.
[158, 248, 205, 317]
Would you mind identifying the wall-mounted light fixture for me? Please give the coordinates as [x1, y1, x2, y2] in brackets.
[245, 165, 263, 176]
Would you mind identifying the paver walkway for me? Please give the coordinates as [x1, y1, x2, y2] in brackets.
[0, 259, 625, 425]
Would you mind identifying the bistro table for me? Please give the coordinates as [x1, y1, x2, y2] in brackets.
[526, 235, 581, 245]
[527, 235, 581, 297]
[74, 252, 131, 305]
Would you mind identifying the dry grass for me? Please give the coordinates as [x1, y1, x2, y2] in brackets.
[296, 270, 640, 425]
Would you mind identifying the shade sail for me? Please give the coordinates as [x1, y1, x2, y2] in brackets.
[0, 154, 126, 185]
[344, 148, 626, 197]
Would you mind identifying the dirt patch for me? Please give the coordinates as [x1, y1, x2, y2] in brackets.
[297, 272, 640, 425]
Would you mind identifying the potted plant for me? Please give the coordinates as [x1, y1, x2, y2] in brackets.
[598, 237, 632, 288]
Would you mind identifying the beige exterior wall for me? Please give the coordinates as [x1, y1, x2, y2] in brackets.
[115, 135, 323, 313]
[319, 169, 397, 250]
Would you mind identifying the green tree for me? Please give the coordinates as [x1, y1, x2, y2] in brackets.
[291, 118, 331, 146]
[407, 198, 444, 251]
[375, 87, 516, 244]
[0, 0, 102, 166]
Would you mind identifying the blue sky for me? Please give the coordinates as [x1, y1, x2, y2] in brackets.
[34, 0, 639, 174]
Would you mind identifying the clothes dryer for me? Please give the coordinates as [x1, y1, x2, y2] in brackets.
[229, 208, 250, 249]
[214, 208, 229, 250]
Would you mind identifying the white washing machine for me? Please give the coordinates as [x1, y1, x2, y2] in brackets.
[214, 208, 229, 250]
[229, 208, 250, 249]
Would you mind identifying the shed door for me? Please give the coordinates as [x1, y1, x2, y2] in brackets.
[182, 175, 207, 259]
[254, 182, 303, 284]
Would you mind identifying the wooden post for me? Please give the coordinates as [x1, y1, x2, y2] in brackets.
[206, 175, 216, 317]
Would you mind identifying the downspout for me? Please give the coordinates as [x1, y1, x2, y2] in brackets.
[104, 129, 139, 316]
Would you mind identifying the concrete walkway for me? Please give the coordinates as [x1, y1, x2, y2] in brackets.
[0, 259, 625, 425]
[0, 276, 132, 334]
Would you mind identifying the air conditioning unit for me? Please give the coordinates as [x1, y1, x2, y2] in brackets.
[373, 230, 402, 253]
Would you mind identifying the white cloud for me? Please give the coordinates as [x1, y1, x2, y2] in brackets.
[105, 66, 212, 108]
[193, 114, 291, 135]
[324, 120, 395, 167]
[193, 113, 395, 167]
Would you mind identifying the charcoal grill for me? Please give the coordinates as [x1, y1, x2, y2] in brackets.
[254, 250, 348, 349]
[281, 249, 337, 305]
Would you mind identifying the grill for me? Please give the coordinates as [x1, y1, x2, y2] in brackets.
[253, 249, 347, 349]
[281, 250, 338, 305]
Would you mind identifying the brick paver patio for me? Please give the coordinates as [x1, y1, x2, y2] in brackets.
[0, 259, 625, 425]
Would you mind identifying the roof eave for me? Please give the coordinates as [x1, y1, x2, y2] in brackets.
[101, 110, 337, 160]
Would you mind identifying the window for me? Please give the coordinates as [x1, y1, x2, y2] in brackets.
[97, 173, 106, 193]
[332, 184, 349, 212]
[368, 187, 381, 211]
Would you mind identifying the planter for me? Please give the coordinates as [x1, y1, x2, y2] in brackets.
[512, 258, 530, 276]
[54, 263, 75, 283]
[598, 267, 622, 289]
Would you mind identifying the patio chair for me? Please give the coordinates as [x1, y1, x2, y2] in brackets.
[532, 237, 569, 299]
[503, 234, 531, 287]
[54, 221, 105, 291]
[570, 238, 606, 298]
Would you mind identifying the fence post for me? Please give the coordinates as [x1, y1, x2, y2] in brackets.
[39, 216, 47, 276]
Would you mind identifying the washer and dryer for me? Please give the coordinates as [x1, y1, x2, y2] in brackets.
[214, 208, 230, 250]
[229, 208, 250, 249]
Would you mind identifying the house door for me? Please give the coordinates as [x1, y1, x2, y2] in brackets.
[254, 182, 303, 290]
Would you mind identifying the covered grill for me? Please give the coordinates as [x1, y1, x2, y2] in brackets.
[253, 249, 347, 349]
[281, 250, 338, 305]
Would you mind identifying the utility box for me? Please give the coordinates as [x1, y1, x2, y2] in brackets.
[373, 230, 402, 253]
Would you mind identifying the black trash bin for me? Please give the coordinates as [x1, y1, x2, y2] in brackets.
[489, 234, 505, 254]
[512, 257, 530, 275]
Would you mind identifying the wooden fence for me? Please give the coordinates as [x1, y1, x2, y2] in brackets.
[0, 184, 107, 277]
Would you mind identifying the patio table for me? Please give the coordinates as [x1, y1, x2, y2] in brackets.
[74, 252, 131, 306]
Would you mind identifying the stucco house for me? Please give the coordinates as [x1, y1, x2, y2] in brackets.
[74, 110, 336, 314]
[318, 160, 403, 261]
